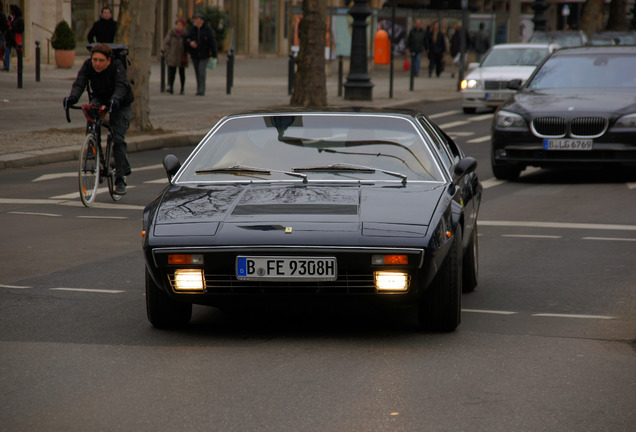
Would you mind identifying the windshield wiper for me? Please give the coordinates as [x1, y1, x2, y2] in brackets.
[196, 165, 307, 182]
[293, 163, 407, 185]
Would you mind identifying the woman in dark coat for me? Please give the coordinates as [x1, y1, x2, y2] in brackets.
[3, 4, 24, 72]
[427, 21, 446, 78]
[162, 18, 188, 94]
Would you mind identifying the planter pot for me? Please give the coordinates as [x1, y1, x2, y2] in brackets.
[55, 49, 76, 69]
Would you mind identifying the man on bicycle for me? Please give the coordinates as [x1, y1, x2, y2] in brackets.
[64, 43, 134, 195]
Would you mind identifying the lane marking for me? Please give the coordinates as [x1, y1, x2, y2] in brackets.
[50, 288, 125, 294]
[59, 201, 145, 210]
[479, 220, 636, 231]
[462, 309, 517, 315]
[466, 135, 490, 144]
[582, 237, 636, 242]
[481, 178, 506, 189]
[33, 172, 76, 182]
[0, 284, 32, 289]
[8, 211, 62, 217]
[145, 178, 168, 184]
[532, 313, 616, 320]
[50, 185, 137, 200]
[468, 114, 494, 122]
[438, 120, 470, 129]
[0, 198, 66, 205]
[447, 131, 475, 137]
[428, 110, 460, 119]
[501, 234, 562, 239]
[627, 183, 636, 190]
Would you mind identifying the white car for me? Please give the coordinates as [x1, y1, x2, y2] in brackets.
[460, 43, 559, 114]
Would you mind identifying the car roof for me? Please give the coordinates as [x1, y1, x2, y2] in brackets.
[491, 42, 557, 50]
[222, 107, 423, 119]
[550, 45, 636, 56]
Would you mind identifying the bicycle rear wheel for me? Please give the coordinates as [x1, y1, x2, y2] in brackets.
[78, 134, 100, 207]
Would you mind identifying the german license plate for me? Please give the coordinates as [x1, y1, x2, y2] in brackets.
[544, 139, 593, 150]
[236, 256, 337, 281]
[485, 92, 509, 101]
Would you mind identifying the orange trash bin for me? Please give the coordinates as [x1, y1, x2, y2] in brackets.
[374, 29, 390, 65]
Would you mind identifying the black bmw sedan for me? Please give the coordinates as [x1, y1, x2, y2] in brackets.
[491, 45, 636, 180]
[142, 109, 482, 331]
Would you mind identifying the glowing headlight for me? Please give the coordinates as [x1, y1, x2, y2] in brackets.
[613, 113, 636, 128]
[460, 79, 479, 90]
[374, 271, 409, 292]
[495, 110, 527, 129]
[173, 269, 205, 291]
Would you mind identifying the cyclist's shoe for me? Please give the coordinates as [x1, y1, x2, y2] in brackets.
[115, 177, 127, 195]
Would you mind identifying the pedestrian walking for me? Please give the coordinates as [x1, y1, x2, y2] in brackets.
[163, 18, 188, 95]
[427, 21, 446, 78]
[473, 22, 490, 62]
[450, 23, 469, 78]
[87, 6, 117, 44]
[406, 19, 428, 77]
[185, 12, 217, 96]
[0, 1, 8, 64]
[3, 4, 23, 72]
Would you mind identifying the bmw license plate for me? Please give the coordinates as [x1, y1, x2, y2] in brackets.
[236, 256, 337, 281]
[544, 139, 593, 150]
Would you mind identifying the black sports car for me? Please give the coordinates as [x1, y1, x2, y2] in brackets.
[143, 109, 482, 331]
[491, 45, 636, 180]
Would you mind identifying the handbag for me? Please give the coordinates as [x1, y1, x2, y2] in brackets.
[403, 58, 410, 71]
[180, 53, 188, 66]
[206, 57, 217, 70]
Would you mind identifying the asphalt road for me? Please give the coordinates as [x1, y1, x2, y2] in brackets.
[1, 100, 635, 432]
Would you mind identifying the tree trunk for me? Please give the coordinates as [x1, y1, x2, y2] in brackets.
[290, 0, 327, 107]
[117, 0, 158, 131]
[606, 0, 628, 30]
[579, 0, 606, 35]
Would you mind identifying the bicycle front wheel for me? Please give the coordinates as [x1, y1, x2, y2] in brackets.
[78, 134, 100, 207]
[105, 138, 121, 202]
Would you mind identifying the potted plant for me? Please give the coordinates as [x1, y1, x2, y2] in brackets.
[51, 20, 77, 69]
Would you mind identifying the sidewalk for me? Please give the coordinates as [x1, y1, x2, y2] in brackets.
[0, 55, 460, 170]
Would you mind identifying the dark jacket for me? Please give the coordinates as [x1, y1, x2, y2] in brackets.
[407, 28, 428, 53]
[185, 24, 217, 60]
[87, 18, 117, 44]
[427, 30, 447, 56]
[5, 11, 24, 48]
[70, 58, 134, 107]
[163, 27, 187, 68]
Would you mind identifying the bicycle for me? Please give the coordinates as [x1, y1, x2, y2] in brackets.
[65, 102, 122, 207]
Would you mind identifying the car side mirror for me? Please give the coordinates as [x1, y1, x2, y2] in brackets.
[452, 157, 477, 184]
[508, 79, 523, 90]
[163, 154, 181, 182]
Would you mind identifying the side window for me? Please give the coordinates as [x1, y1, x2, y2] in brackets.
[417, 116, 453, 169]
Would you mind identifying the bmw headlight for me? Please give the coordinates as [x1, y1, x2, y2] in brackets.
[495, 110, 528, 129]
[613, 113, 636, 128]
[460, 79, 480, 90]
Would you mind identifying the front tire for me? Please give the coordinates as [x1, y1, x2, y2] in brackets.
[462, 223, 478, 293]
[78, 134, 100, 207]
[146, 269, 192, 329]
[463, 107, 476, 114]
[419, 227, 462, 332]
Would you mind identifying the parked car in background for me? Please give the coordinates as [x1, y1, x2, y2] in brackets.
[143, 109, 482, 331]
[529, 30, 589, 47]
[590, 31, 636, 45]
[491, 45, 636, 180]
[460, 43, 558, 114]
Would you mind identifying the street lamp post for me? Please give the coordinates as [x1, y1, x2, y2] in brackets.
[344, 0, 374, 101]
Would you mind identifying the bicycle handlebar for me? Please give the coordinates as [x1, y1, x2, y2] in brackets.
[65, 103, 108, 124]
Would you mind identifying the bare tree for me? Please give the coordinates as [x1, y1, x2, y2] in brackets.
[117, 0, 158, 131]
[290, 0, 327, 107]
[579, 0, 606, 35]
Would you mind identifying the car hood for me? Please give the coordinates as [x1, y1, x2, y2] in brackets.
[507, 89, 636, 115]
[466, 66, 536, 82]
[151, 183, 446, 239]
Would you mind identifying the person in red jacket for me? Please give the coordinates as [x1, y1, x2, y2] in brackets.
[3, 4, 24, 72]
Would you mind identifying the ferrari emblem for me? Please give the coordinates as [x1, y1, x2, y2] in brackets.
[285, 227, 293, 233]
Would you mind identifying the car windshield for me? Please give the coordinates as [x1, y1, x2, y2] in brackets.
[527, 53, 636, 89]
[481, 48, 549, 67]
[177, 114, 445, 183]
[530, 32, 584, 47]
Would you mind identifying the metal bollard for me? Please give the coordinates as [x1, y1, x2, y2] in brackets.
[338, 55, 343, 97]
[160, 49, 165, 92]
[409, 51, 416, 91]
[35, 41, 41, 82]
[226, 49, 234, 95]
[17, 43, 23, 89]
[288, 51, 295, 95]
